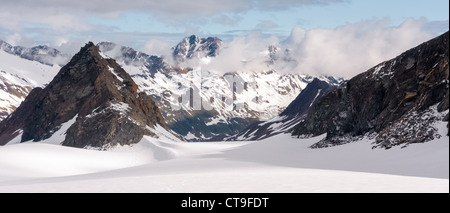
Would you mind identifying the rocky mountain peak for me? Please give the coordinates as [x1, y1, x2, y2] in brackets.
[173, 35, 222, 62]
[188, 34, 200, 45]
[0, 42, 168, 148]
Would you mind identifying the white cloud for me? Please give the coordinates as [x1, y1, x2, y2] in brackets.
[213, 14, 243, 26]
[203, 32, 280, 74]
[4, 33, 25, 46]
[142, 39, 174, 59]
[0, 0, 343, 52]
[254, 0, 343, 10]
[198, 18, 441, 79]
[0, 0, 342, 32]
[2, 0, 341, 16]
[290, 18, 435, 78]
[256, 20, 280, 30]
[0, 0, 445, 81]
[285, 27, 306, 45]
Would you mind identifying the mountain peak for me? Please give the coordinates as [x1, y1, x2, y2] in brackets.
[0, 42, 169, 148]
[77, 41, 101, 58]
[188, 35, 200, 44]
[173, 35, 222, 62]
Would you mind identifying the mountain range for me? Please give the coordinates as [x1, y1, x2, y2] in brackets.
[0, 31, 448, 148]
[0, 35, 342, 141]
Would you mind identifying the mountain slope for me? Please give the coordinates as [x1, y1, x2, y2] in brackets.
[281, 78, 339, 117]
[0, 42, 169, 148]
[291, 31, 449, 149]
[0, 41, 65, 121]
[229, 78, 338, 141]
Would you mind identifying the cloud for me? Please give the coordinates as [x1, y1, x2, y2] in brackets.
[0, 0, 444, 80]
[289, 18, 436, 78]
[256, 20, 280, 30]
[213, 14, 243, 26]
[199, 18, 441, 79]
[254, 0, 344, 10]
[2, 0, 341, 16]
[0, 0, 342, 31]
[142, 39, 174, 59]
[4, 33, 26, 46]
[203, 32, 281, 74]
[0, 0, 343, 52]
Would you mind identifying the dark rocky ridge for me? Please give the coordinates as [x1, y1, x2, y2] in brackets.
[291, 31, 449, 149]
[281, 78, 337, 117]
[0, 42, 168, 147]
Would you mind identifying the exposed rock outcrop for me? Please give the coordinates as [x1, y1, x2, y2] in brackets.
[0, 42, 168, 148]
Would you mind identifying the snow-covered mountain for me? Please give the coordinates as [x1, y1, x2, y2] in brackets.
[229, 78, 340, 141]
[1, 36, 343, 141]
[98, 38, 343, 141]
[172, 35, 222, 62]
[0, 41, 67, 120]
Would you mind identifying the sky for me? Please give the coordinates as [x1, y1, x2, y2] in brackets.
[0, 0, 448, 78]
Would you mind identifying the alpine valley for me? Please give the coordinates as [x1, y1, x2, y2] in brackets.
[0, 32, 448, 193]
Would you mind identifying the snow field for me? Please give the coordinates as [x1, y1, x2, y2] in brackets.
[0, 127, 447, 192]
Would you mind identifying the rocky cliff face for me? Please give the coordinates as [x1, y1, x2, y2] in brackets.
[291, 31, 449, 149]
[0, 42, 168, 148]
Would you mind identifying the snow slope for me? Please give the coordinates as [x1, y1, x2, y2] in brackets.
[0, 50, 61, 120]
[0, 51, 61, 87]
[0, 121, 447, 193]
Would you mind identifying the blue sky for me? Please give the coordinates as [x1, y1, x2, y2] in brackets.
[0, 0, 448, 54]
[86, 0, 449, 40]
